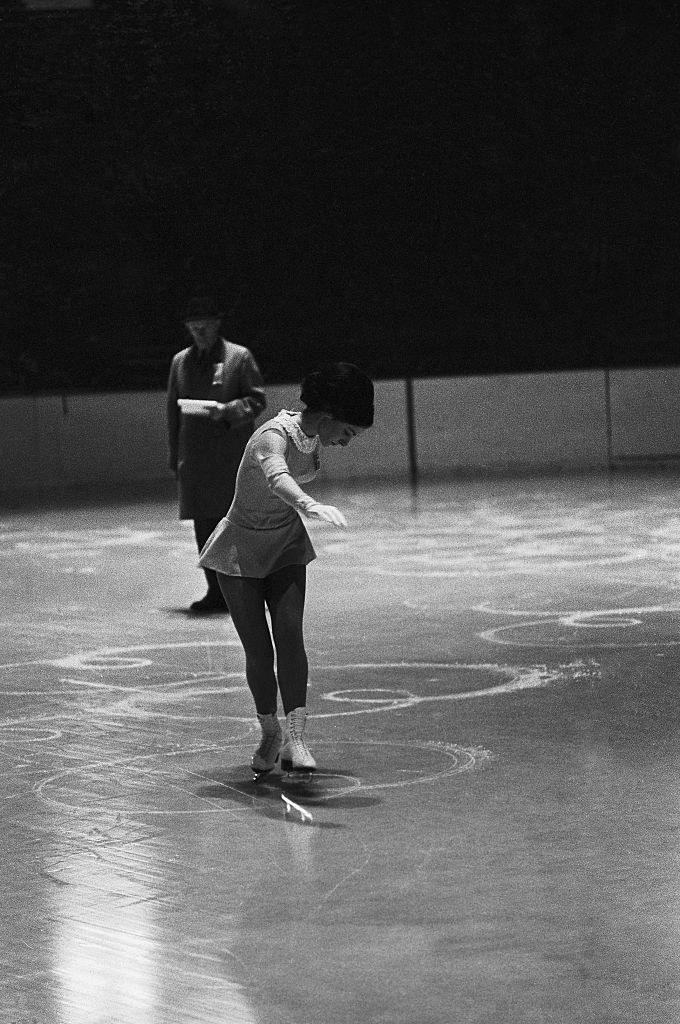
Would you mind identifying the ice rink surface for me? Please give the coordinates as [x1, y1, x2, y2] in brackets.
[1, 470, 679, 1024]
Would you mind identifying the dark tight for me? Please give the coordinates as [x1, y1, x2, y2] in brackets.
[193, 518, 222, 596]
[217, 565, 307, 716]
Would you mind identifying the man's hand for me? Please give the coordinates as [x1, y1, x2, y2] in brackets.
[208, 403, 231, 425]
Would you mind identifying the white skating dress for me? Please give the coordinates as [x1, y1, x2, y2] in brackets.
[198, 410, 320, 578]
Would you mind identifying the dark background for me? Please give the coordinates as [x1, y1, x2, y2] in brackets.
[2, 0, 680, 394]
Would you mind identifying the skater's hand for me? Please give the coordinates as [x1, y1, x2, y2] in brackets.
[305, 503, 348, 529]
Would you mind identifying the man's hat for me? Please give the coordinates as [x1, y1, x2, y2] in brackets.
[183, 296, 223, 322]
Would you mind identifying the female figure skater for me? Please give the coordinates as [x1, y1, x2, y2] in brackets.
[199, 362, 374, 776]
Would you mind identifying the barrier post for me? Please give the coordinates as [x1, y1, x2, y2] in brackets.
[405, 377, 418, 487]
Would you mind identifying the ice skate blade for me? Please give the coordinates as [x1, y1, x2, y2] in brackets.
[281, 768, 316, 785]
[280, 757, 316, 775]
[252, 763, 283, 784]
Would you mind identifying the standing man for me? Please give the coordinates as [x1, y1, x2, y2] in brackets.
[167, 297, 267, 613]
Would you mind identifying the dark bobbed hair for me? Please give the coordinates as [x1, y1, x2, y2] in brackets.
[300, 362, 374, 428]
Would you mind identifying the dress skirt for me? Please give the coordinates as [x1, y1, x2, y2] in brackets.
[198, 512, 316, 579]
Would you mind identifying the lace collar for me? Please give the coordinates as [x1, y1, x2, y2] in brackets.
[275, 410, 320, 454]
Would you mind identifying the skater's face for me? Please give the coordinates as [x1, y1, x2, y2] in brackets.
[185, 317, 221, 351]
[317, 416, 367, 448]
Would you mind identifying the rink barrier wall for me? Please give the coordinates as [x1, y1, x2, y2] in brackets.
[1, 367, 680, 497]
[412, 371, 610, 474]
[608, 366, 680, 463]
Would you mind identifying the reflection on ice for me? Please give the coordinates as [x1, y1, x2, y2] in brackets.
[49, 847, 258, 1024]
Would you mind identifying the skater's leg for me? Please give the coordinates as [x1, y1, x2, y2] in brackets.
[265, 565, 308, 715]
[265, 566, 316, 771]
[217, 574, 277, 714]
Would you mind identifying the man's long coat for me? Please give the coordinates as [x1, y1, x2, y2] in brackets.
[167, 338, 266, 518]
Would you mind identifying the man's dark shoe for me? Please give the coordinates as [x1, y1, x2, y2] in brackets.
[189, 592, 229, 614]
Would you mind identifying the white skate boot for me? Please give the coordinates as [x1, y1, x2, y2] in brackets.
[280, 707, 317, 775]
[252, 713, 283, 780]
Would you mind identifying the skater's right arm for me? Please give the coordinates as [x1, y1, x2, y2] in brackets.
[253, 430, 347, 529]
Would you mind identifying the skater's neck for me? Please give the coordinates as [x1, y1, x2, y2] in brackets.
[297, 411, 322, 438]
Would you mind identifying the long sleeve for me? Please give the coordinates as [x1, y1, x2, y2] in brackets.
[221, 350, 267, 426]
[166, 357, 180, 472]
[253, 431, 317, 512]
